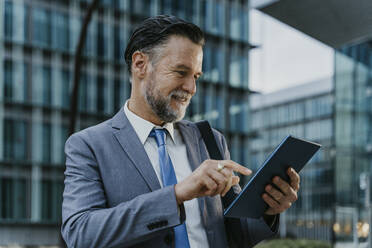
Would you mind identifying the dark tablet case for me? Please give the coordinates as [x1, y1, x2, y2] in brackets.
[224, 135, 321, 218]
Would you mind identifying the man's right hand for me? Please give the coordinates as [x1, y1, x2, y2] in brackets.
[174, 160, 252, 204]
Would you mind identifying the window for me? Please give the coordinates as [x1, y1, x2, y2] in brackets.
[251, 111, 262, 130]
[61, 69, 70, 109]
[79, 73, 88, 112]
[0, 178, 28, 220]
[202, 43, 211, 81]
[113, 79, 122, 112]
[305, 95, 333, 119]
[201, 0, 225, 35]
[4, 119, 27, 160]
[112, 0, 129, 10]
[171, 0, 186, 19]
[229, 94, 249, 133]
[230, 135, 241, 164]
[240, 7, 249, 42]
[205, 41, 225, 83]
[6, 60, 27, 103]
[229, 46, 248, 88]
[214, 89, 224, 129]
[203, 86, 214, 124]
[229, 2, 240, 40]
[214, 1, 225, 35]
[160, 0, 172, 15]
[100, 0, 113, 7]
[32, 7, 51, 47]
[4, 60, 12, 100]
[42, 66, 52, 106]
[42, 123, 52, 163]
[4, 0, 12, 39]
[97, 75, 105, 112]
[52, 11, 69, 51]
[23, 62, 30, 102]
[23, 4, 30, 42]
[41, 180, 63, 222]
[288, 102, 304, 123]
[58, 125, 69, 164]
[97, 20, 106, 58]
[113, 24, 126, 62]
[305, 119, 332, 141]
[184, 0, 195, 23]
[130, 0, 152, 16]
[229, 47, 240, 87]
[188, 84, 201, 121]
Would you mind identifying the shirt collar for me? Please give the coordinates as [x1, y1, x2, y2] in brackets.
[123, 100, 175, 145]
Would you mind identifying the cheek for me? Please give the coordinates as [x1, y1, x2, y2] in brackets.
[161, 78, 182, 94]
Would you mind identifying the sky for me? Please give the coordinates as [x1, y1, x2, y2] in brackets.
[249, 9, 334, 93]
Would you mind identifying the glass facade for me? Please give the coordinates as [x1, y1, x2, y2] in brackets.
[249, 80, 335, 241]
[333, 41, 372, 246]
[0, 0, 252, 245]
[249, 40, 372, 245]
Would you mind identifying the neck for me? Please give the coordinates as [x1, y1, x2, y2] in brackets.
[127, 97, 165, 126]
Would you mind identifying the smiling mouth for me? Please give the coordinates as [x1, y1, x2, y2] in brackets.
[172, 95, 189, 103]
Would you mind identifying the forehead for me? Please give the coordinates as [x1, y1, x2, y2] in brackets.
[158, 35, 203, 69]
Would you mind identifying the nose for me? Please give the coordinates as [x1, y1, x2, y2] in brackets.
[182, 76, 196, 96]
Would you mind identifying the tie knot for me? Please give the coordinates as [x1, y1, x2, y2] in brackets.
[149, 128, 167, 147]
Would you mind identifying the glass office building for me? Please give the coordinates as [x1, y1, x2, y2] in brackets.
[333, 40, 372, 246]
[249, 78, 335, 241]
[250, 40, 372, 245]
[0, 0, 252, 246]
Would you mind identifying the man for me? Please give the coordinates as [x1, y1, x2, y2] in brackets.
[61, 15, 300, 248]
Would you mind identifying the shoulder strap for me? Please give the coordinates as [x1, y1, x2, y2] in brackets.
[195, 120, 223, 160]
[196, 120, 246, 248]
[195, 120, 235, 209]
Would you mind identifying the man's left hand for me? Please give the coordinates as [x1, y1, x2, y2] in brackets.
[263, 167, 300, 215]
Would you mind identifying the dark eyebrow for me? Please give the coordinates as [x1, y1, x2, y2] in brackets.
[174, 64, 203, 77]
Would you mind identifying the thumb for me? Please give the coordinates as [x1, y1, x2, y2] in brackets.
[231, 176, 240, 185]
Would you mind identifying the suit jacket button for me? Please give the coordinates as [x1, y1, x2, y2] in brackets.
[164, 233, 173, 245]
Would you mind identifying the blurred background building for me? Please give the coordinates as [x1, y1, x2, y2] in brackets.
[0, 0, 252, 246]
[249, 78, 334, 241]
[332, 41, 372, 247]
[248, 41, 372, 247]
[252, 0, 372, 247]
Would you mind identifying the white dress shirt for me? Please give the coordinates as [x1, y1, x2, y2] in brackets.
[124, 101, 209, 248]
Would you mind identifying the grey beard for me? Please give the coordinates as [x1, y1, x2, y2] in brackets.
[144, 85, 187, 123]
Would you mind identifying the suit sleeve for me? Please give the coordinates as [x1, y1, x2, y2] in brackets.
[61, 133, 184, 248]
[215, 130, 279, 248]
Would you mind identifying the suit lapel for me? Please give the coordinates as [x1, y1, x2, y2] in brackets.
[176, 121, 202, 172]
[176, 121, 208, 224]
[112, 110, 161, 192]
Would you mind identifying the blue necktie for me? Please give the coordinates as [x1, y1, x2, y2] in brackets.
[149, 129, 191, 248]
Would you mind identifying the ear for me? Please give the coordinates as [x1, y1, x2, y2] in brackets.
[131, 51, 149, 79]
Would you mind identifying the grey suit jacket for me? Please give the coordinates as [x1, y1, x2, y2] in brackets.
[61, 109, 277, 248]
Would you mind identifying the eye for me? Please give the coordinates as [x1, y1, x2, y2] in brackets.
[176, 71, 187, 77]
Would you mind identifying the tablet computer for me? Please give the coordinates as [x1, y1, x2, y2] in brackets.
[224, 135, 321, 219]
